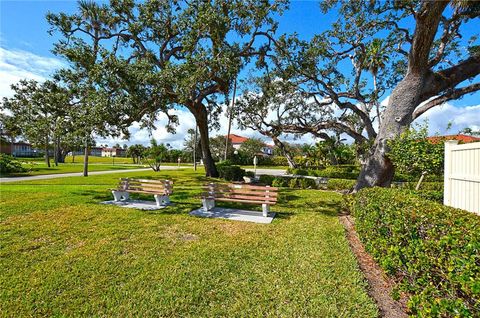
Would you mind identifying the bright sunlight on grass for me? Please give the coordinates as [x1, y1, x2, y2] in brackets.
[1, 162, 146, 177]
[0, 169, 377, 317]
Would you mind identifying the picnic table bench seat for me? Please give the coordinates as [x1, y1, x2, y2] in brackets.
[202, 183, 278, 217]
[111, 178, 173, 207]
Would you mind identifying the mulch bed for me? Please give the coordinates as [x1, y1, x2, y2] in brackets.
[339, 214, 408, 318]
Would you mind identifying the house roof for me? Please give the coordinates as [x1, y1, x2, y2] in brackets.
[227, 134, 249, 144]
[426, 134, 480, 144]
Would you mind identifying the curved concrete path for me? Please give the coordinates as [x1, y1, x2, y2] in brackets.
[0, 166, 183, 183]
[0, 167, 287, 183]
[247, 168, 287, 176]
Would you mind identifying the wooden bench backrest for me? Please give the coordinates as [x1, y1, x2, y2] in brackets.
[204, 183, 278, 204]
[119, 178, 173, 194]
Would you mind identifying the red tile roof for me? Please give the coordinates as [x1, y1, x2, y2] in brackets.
[427, 134, 480, 144]
[227, 134, 249, 144]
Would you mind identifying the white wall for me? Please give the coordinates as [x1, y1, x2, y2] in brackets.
[444, 141, 480, 214]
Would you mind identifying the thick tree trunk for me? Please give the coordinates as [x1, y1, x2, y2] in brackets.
[58, 150, 66, 163]
[83, 145, 89, 177]
[354, 74, 426, 191]
[355, 2, 448, 192]
[193, 106, 218, 177]
[193, 126, 198, 171]
[55, 137, 65, 164]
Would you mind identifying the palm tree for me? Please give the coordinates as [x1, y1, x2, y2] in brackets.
[364, 39, 389, 126]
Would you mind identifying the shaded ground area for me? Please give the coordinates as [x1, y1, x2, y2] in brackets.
[339, 215, 408, 318]
[1, 169, 377, 317]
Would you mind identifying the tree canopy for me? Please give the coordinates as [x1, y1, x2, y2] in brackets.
[47, 0, 286, 177]
[237, 0, 479, 189]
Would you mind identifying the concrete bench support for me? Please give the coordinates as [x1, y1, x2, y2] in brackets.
[262, 203, 270, 217]
[112, 190, 129, 201]
[202, 198, 215, 211]
[154, 194, 171, 207]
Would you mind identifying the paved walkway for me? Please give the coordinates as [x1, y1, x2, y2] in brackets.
[0, 166, 182, 183]
[0, 167, 287, 183]
[247, 168, 287, 176]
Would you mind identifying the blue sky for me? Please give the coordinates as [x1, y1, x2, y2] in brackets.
[1, 0, 479, 147]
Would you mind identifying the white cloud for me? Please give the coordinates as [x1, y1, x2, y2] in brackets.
[0, 47, 65, 98]
[7, 48, 477, 149]
[417, 102, 480, 135]
[97, 106, 317, 149]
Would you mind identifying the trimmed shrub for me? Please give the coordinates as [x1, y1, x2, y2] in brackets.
[414, 190, 443, 203]
[271, 156, 289, 166]
[394, 181, 444, 191]
[393, 172, 443, 182]
[0, 154, 26, 174]
[314, 168, 358, 179]
[272, 177, 289, 188]
[326, 178, 356, 190]
[244, 171, 255, 178]
[298, 178, 317, 189]
[288, 178, 298, 189]
[258, 174, 275, 186]
[289, 165, 360, 179]
[346, 188, 480, 316]
[217, 162, 245, 181]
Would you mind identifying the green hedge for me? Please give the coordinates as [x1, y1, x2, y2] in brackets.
[0, 154, 26, 174]
[258, 175, 318, 189]
[326, 178, 356, 190]
[259, 175, 357, 191]
[217, 163, 246, 181]
[288, 165, 360, 180]
[393, 181, 443, 191]
[346, 188, 480, 316]
[287, 165, 444, 183]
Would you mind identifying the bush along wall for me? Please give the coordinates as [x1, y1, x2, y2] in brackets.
[216, 162, 246, 181]
[346, 188, 480, 317]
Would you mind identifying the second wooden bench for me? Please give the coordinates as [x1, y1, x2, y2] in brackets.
[112, 178, 173, 206]
[202, 183, 278, 217]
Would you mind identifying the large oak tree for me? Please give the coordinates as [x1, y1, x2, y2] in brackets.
[47, 0, 285, 177]
[244, 0, 479, 189]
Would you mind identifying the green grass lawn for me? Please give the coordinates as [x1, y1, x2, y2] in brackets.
[1, 162, 147, 177]
[0, 169, 377, 317]
[64, 156, 192, 166]
[64, 155, 136, 164]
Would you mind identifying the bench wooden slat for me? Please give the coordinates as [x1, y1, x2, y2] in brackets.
[121, 178, 172, 184]
[207, 194, 277, 202]
[202, 182, 278, 209]
[115, 178, 173, 195]
[125, 184, 171, 190]
[202, 192, 278, 201]
[128, 188, 172, 194]
[206, 183, 278, 191]
[124, 180, 172, 186]
[203, 188, 278, 196]
[126, 189, 170, 195]
[207, 197, 276, 205]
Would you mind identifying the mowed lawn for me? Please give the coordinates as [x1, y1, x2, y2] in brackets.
[0, 169, 377, 317]
[2, 162, 146, 177]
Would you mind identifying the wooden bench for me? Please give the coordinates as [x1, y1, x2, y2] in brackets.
[202, 183, 278, 217]
[111, 178, 173, 207]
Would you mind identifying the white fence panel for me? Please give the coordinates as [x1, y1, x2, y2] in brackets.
[444, 140, 480, 214]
